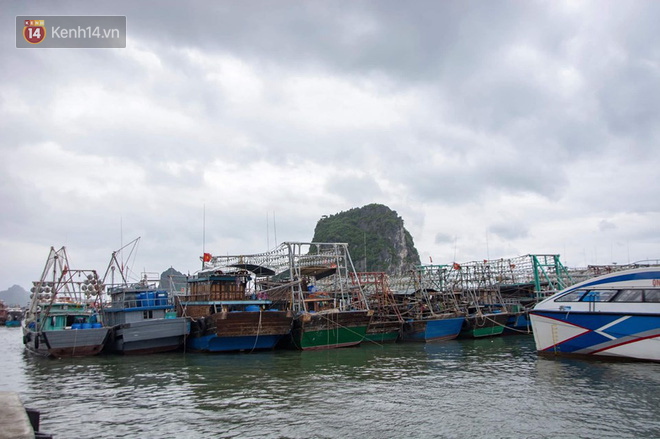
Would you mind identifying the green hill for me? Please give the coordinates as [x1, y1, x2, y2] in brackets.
[311, 204, 420, 275]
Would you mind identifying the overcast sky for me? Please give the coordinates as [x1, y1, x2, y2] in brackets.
[2, 1, 659, 289]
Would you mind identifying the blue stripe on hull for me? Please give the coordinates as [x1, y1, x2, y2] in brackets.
[532, 311, 660, 354]
[188, 334, 282, 352]
[403, 317, 464, 342]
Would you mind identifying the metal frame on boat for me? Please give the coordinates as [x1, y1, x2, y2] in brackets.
[23, 247, 111, 357]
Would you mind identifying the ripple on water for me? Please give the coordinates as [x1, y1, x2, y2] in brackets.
[2, 329, 660, 438]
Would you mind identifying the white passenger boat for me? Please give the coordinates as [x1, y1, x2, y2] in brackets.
[530, 267, 660, 361]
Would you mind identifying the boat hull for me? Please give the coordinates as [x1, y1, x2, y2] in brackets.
[530, 310, 660, 362]
[401, 316, 465, 342]
[503, 312, 532, 335]
[365, 320, 401, 343]
[188, 310, 293, 353]
[23, 327, 110, 357]
[110, 318, 190, 354]
[284, 310, 371, 350]
[460, 313, 509, 338]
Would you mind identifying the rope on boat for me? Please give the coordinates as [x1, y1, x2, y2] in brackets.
[249, 308, 263, 354]
[482, 313, 532, 334]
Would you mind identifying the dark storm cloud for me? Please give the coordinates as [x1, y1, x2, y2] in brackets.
[2, 1, 660, 289]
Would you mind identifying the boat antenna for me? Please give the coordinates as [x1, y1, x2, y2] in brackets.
[266, 212, 270, 250]
[202, 204, 206, 270]
[120, 216, 124, 274]
[273, 210, 278, 247]
[486, 228, 490, 261]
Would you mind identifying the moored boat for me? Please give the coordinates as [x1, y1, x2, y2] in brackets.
[401, 316, 465, 342]
[285, 294, 372, 350]
[351, 272, 403, 343]
[101, 240, 190, 354]
[5, 308, 24, 327]
[177, 269, 293, 353]
[0, 301, 7, 325]
[396, 272, 466, 343]
[23, 247, 111, 357]
[530, 267, 660, 361]
[275, 242, 373, 350]
[460, 311, 509, 338]
[103, 280, 190, 354]
[457, 287, 510, 339]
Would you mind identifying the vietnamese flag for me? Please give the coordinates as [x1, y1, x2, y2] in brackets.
[203, 253, 212, 262]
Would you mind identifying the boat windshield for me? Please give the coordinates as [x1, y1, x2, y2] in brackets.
[581, 290, 618, 302]
[554, 291, 586, 302]
[612, 290, 643, 302]
[644, 289, 660, 302]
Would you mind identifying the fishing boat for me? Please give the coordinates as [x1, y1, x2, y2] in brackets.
[395, 266, 465, 343]
[0, 301, 7, 326]
[287, 286, 373, 350]
[399, 290, 465, 342]
[23, 247, 111, 357]
[351, 272, 403, 343]
[103, 278, 190, 354]
[191, 243, 372, 351]
[529, 267, 660, 361]
[5, 308, 24, 327]
[460, 310, 509, 338]
[101, 239, 190, 354]
[177, 267, 293, 353]
[457, 286, 510, 338]
[276, 243, 373, 350]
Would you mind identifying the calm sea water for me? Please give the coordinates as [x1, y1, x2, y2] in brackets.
[1, 327, 660, 438]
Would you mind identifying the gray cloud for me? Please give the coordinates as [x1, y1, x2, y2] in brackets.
[1, 1, 659, 289]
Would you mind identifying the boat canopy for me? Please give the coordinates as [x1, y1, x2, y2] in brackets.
[229, 263, 276, 276]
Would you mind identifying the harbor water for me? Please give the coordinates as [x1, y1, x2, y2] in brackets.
[1, 327, 660, 438]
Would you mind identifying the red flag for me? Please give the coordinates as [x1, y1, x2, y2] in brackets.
[429, 256, 433, 263]
[453, 262, 461, 270]
[203, 253, 212, 262]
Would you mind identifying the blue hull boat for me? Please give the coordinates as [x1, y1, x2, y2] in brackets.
[401, 316, 465, 342]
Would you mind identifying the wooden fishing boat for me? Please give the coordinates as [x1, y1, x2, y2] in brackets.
[177, 269, 293, 353]
[23, 247, 111, 357]
[397, 286, 465, 343]
[460, 311, 509, 338]
[457, 286, 509, 338]
[285, 295, 372, 350]
[192, 242, 372, 351]
[351, 272, 402, 343]
[401, 315, 465, 342]
[273, 243, 373, 350]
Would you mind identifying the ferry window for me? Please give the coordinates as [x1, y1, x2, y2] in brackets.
[613, 290, 643, 302]
[581, 290, 618, 302]
[644, 290, 660, 302]
[555, 291, 586, 302]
